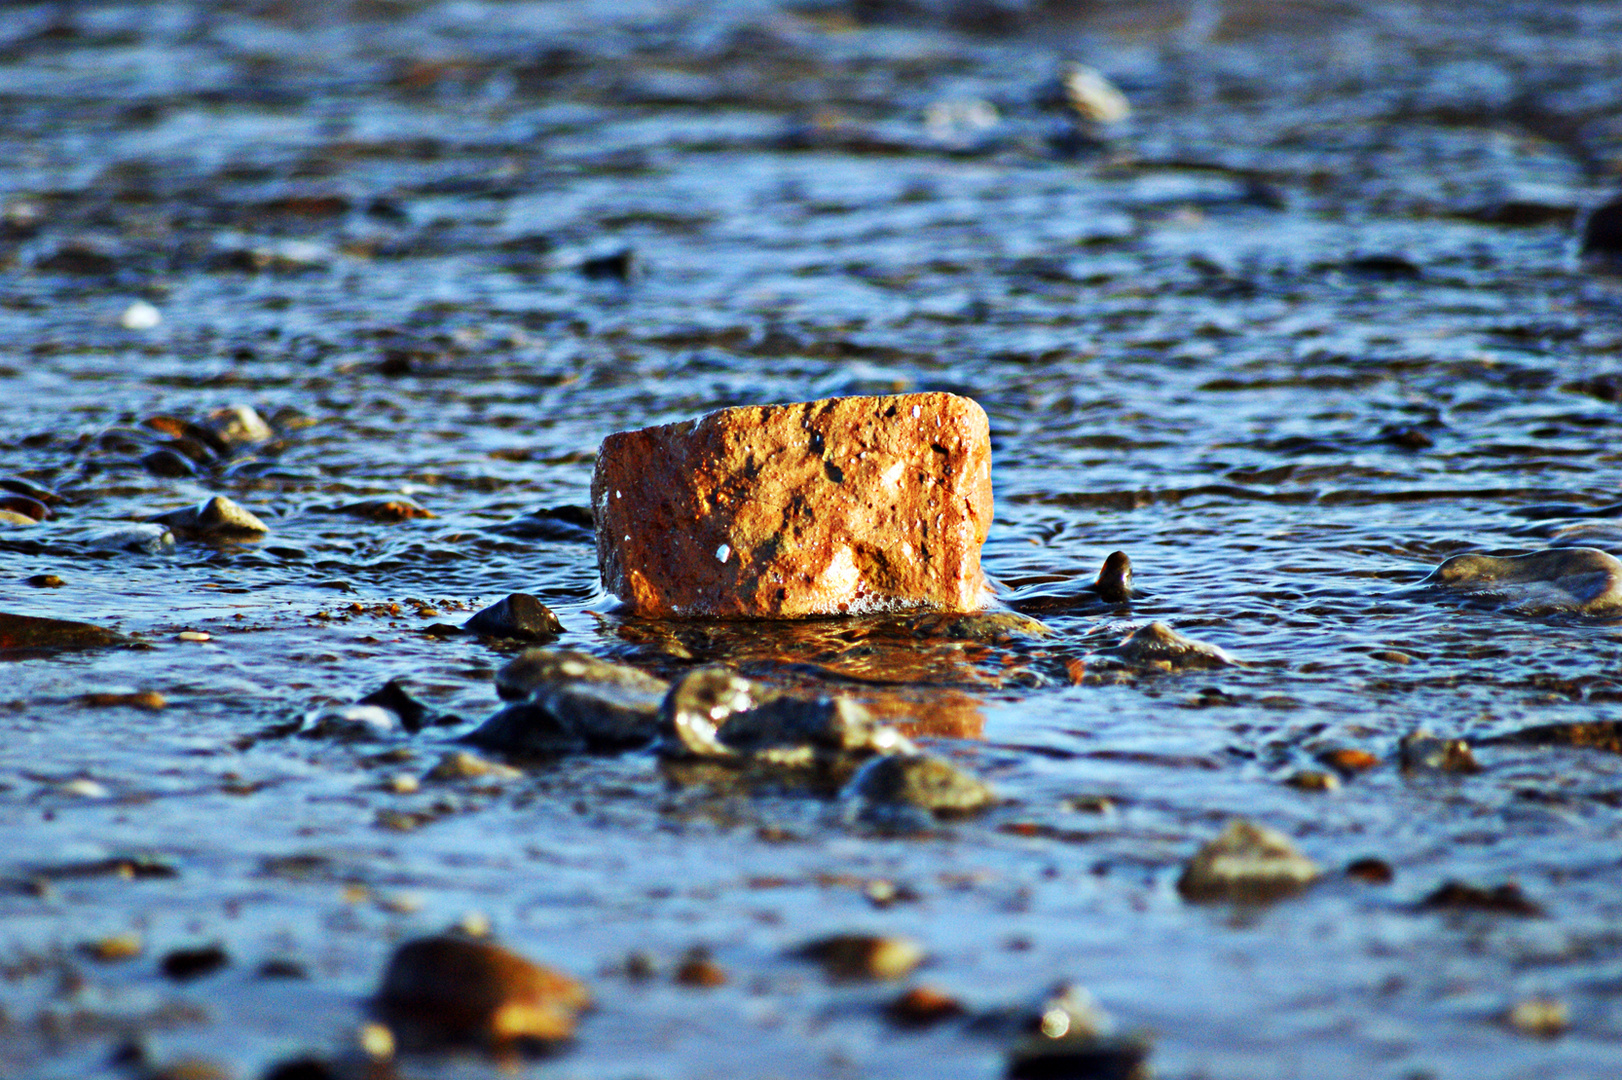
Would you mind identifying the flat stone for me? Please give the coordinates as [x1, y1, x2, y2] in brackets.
[591, 392, 994, 618]
[1417, 547, 1622, 614]
[375, 934, 589, 1049]
[1176, 819, 1320, 903]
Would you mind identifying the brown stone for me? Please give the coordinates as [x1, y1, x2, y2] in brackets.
[376, 934, 590, 1049]
[591, 392, 994, 618]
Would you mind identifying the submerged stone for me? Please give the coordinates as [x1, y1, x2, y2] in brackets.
[375, 934, 589, 1049]
[464, 593, 563, 642]
[150, 495, 269, 539]
[1092, 622, 1236, 671]
[1416, 547, 1622, 614]
[592, 392, 994, 618]
[468, 648, 668, 754]
[1176, 819, 1320, 903]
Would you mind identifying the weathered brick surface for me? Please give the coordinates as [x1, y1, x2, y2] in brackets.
[592, 392, 994, 618]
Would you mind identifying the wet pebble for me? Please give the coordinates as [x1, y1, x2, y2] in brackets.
[464, 593, 563, 642]
[119, 300, 161, 330]
[81, 691, 165, 710]
[301, 705, 398, 740]
[887, 984, 965, 1027]
[1484, 719, 1622, 754]
[1416, 547, 1622, 614]
[1318, 747, 1380, 774]
[1345, 858, 1395, 885]
[321, 496, 436, 521]
[150, 495, 269, 539]
[1285, 769, 1339, 792]
[0, 476, 61, 504]
[468, 649, 669, 755]
[1176, 819, 1320, 903]
[797, 933, 924, 981]
[160, 943, 229, 981]
[659, 667, 912, 764]
[375, 934, 590, 1049]
[1420, 880, 1545, 917]
[673, 946, 727, 988]
[844, 752, 995, 817]
[0, 493, 50, 520]
[1090, 621, 1236, 672]
[201, 404, 274, 448]
[1398, 729, 1481, 773]
[357, 679, 431, 732]
[425, 751, 522, 783]
[1504, 996, 1568, 1037]
[26, 574, 65, 588]
[91, 523, 175, 553]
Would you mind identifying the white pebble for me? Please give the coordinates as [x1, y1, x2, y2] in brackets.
[177, 630, 210, 642]
[119, 300, 161, 330]
[716, 543, 731, 563]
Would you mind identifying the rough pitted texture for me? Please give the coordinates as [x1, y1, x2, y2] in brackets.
[592, 392, 994, 618]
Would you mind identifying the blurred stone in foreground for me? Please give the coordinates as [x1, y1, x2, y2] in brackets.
[592, 392, 993, 618]
[375, 934, 589, 1050]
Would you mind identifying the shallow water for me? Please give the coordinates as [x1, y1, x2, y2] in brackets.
[3, 1, 1622, 1077]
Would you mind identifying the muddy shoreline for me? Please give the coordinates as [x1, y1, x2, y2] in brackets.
[3, 2, 1622, 1078]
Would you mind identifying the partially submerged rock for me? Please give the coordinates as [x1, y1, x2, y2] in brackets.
[150, 495, 269, 540]
[468, 649, 668, 755]
[592, 392, 994, 618]
[464, 593, 563, 642]
[1420, 880, 1544, 917]
[1176, 819, 1320, 903]
[1484, 719, 1622, 754]
[0, 612, 126, 653]
[375, 934, 589, 1050]
[844, 752, 995, 817]
[1398, 729, 1481, 773]
[1415, 547, 1622, 615]
[92, 523, 175, 553]
[1091, 622, 1236, 672]
[301, 705, 398, 740]
[1012, 551, 1135, 615]
[659, 666, 912, 765]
